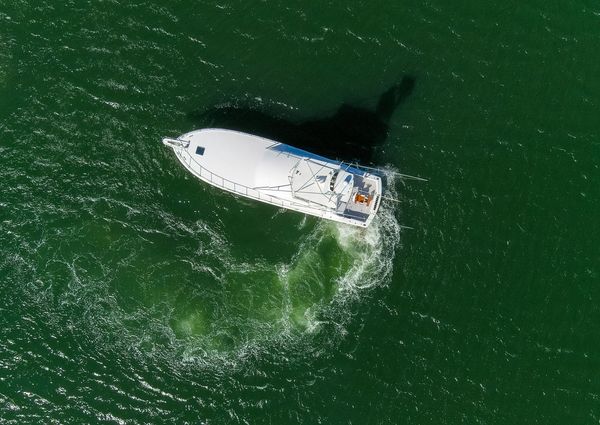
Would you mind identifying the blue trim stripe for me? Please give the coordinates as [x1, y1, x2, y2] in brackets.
[268, 143, 367, 176]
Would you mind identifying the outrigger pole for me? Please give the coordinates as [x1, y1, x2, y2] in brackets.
[394, 172, 428, 182]
[345, 162, 429, 182]
[381, 195, 402, 203]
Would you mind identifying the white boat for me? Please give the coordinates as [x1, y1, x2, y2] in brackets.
[162, 128, 383, 227]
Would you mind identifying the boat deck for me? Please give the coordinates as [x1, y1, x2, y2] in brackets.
[344, 176, 377, 216]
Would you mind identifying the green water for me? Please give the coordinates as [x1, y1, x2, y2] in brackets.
[1, 1, 600, 423]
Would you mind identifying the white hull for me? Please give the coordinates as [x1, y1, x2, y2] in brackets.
[163, 129, 383, 227]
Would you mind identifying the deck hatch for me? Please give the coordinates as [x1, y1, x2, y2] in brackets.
[195, 146, 205, 156]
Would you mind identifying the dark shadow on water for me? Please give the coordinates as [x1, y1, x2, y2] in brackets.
[187, 76, 415, 164]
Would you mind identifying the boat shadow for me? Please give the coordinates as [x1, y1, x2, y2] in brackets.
[187, 76, 415, 165]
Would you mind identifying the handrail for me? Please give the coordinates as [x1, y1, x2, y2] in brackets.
[176, 148, 288, 207]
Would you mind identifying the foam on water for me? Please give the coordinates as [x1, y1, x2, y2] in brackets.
[184, 171, 401, 365]
[19, 166, 403, 371]
[0, 30, 14, 93]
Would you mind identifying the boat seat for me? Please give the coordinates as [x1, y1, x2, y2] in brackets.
[354, 193, 374, 206]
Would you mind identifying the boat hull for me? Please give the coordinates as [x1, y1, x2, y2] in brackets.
[163, 129, 382, 227]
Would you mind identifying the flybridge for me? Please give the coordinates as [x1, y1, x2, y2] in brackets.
[162, 128, 384, 227]
[290, 159, 354, 209]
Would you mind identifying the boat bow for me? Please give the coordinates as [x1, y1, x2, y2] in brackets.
[162, 137, 190, 149]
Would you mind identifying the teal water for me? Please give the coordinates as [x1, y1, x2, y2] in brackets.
[1, 1, 600, 423]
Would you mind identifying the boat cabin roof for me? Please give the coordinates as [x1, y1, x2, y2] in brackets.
[181, 129, 356, 208]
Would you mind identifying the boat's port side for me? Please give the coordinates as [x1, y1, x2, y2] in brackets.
[373, 194, 381, 214]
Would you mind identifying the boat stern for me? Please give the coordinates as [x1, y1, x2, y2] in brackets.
[338, 173, 382, 227]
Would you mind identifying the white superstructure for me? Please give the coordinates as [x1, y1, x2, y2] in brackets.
[162, 128, 383, 227]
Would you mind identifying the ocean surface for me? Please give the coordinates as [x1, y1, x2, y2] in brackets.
[1, 1, 599, 423]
